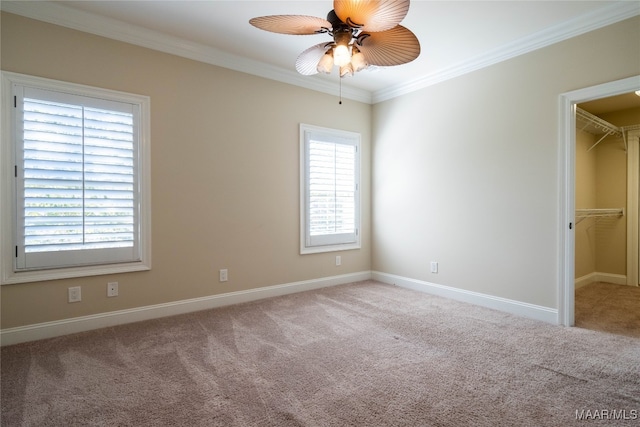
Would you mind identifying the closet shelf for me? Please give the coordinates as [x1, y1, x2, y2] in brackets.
[576, 107, 624, 153]
[575, 208, 624, 224]
[576, 107, 621, 137]
[576, 107, 640, 153]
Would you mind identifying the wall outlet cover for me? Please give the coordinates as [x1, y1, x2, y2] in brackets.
[107, 282, 119, 297]
[68, 286, 81, 303]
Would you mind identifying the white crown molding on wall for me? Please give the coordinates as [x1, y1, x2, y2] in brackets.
[372, 1, 640, 103]
[0, 1, 373, 104]
[2, 1, 638, 105]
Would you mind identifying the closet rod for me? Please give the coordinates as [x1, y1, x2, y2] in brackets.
[575, 208, 624, 224]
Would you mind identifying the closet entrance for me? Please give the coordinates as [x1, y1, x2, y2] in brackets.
[559, 76, 640, 330]
[574, 99, 640, 288]
[573, 94, 640, 336]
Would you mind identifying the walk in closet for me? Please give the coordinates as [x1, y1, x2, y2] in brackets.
[573, 92, 640, 336]
[574, 93, 640, 288]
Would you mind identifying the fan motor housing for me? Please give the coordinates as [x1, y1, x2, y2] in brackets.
[326, 10, 343, 28]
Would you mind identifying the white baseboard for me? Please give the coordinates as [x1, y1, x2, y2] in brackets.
[575, 272, 627, 289]
[575, 272, 598, 289]
[0, 271, 372, 347]
[372, 271, 558, 324]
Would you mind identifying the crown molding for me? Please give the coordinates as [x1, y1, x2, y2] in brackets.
[0, 1, 372, 104]
[372, 1, 640, 103]
[2, 1, 637, 105]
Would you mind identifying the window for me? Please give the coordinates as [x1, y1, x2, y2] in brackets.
[1, 72, 151, 284]
[300, 123, 360, 254]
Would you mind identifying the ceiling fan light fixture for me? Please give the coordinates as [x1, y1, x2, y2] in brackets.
[317, 50, 335, 74]
[250, 0, 420, 78]
[332, 29, 353, 67]
[333, 44, 351, 67]
[350, 47, 368, 72]
[340, 63, 354, 77]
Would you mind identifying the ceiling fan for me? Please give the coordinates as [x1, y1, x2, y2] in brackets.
[249, 0, 420, 78]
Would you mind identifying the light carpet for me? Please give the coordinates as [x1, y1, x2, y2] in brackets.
[2, 280, 639, 426]
[575, 281, 640, 338]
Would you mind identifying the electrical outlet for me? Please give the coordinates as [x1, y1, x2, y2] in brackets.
[107, 282, 119, 297]
[68, 286, 81, 303]
[430, 261, 438, 274]
[336, 255, 342, 266]
[219, 269, 228, 282]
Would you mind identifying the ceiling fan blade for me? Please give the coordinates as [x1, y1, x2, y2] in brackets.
[357, 25, 420, 66]
[334, 0, 410, 32]
[296, 43, 331, 75]
[249, 15, 331, 35]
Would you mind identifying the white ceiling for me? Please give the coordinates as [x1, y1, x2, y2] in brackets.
[2, 1, 639, 104]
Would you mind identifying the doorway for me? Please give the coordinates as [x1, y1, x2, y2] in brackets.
[559, 75, 640, 327]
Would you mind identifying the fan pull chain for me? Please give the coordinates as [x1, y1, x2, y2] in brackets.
[339, 77, 343, 105]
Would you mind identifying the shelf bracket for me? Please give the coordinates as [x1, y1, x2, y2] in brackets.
[586, 130, 616, 152]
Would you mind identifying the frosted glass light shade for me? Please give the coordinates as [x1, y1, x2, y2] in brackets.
[317, 52, 334, 74]
[350, 51, 368, 72]
[340, 63, 354, 77]
[333, 44, 351, 67]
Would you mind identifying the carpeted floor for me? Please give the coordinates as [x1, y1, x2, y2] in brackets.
[575, 281, 640, 338]
[2, 280, 639, 426]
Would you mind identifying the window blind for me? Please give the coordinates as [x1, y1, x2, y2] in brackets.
[21, 95, 135, 255]
[3, 72, 150, 283]
[301, 124, 360, 253]
[308, 140, 356, 237]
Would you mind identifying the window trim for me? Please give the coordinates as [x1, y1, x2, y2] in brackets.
[1, 71, 151, 284]
[300, 123, 361, 254]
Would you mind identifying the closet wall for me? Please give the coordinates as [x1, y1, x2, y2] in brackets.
[575, 106, 640, 286]
[575, 129, 598, 279]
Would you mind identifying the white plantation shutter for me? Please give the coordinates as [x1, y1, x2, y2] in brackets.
[301, 124, 360, 253]
[308, 141, 356, 239]
[15, 85, 139, 270]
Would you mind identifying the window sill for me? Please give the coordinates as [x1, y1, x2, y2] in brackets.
[300, 243, 361, 255]
[2, 261, 151, 285]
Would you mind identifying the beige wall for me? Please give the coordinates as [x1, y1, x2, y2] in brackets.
[592, 107, 640, 276]
[597, 108, 640, 277]
[372, 16, 640, 308]
[2, 11, 639, 330]
[594, 118, 628, 276]
[601, 107, 640, 128]
[575, 130, 597, 279]
[0, 12, 372, 328]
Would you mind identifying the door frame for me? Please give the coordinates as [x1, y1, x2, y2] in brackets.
[627, 129, 640, 286]
[558, 75, 640, 326]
